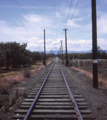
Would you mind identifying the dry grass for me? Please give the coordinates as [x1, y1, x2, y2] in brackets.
[30, 65, 45, 76]
[0, 63, 45, 113]
[0, 74, 24, 89]
[71, 66, 107, 88]
[0, 60, 52, 90]
[0, 68, 36, 90]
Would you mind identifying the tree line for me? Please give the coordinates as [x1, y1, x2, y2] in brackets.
[0, 42, 53, 70]
[59, 46, 107, 60]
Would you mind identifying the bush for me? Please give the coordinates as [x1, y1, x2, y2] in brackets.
[22, 68, 31, 78]
[0, 95, 9, 108]
[69, 61, 78, 67]
[22, 90, 27, 97]
[0, 87, 9, 95]
[10, 96, 16, 106]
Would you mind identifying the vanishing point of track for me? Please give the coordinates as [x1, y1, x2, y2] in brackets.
[12, 59, 94, 120]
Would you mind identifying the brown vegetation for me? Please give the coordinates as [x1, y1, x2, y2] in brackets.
[71, 66, 107, 88]
[0, 60, 52, 116]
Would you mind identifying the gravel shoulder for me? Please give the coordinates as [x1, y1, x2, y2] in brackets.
[62, 64, 107, 120]
[11, 63, 52, 95]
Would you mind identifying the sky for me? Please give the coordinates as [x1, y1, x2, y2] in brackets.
[0, 0, 107, 52]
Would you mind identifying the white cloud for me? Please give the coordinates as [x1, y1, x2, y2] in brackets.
[14, 27, 25, 30]
[24, 14, 41, 23]
[97, 14, 107, 34]
[66, 38, 107, 51]
[23, 14, 53, 28]
[66, 19, 80, 28]
[0, 2, 107, 52]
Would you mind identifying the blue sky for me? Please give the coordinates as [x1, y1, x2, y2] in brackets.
[0, 0, 107, 52]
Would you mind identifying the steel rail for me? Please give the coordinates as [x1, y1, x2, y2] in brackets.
[59, 63, 83, 120]
[24, 61, 55, 120]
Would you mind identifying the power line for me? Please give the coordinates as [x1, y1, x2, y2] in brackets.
[65, 0, 73, 28]
[60, 0, 79, 39]
[49, 34, 57, 38]
[13, 0, 27, 14]
[54, 0, 57, 39]
[70, 0, 79, 20]
[12, 0, 39, 27]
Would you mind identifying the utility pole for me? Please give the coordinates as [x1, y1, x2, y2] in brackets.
[60, 47, 61, 59]
[44, 29, 46, 66]
[59, 47, 61, 59]
[63, 28, 68, 66]
[92, 0, 98, 88]
[61, 40, 63, 63]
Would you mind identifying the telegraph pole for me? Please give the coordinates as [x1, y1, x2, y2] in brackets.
[63, 28, 68, 66]
[60, 47, 61, 59]
[44, 29, 46, 66]
[61, 40, 63, 63]
[92, 0, 98, 88]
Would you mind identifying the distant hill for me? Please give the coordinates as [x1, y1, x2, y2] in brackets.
[45, 50, 92, 55]
[40, 50, 107, 55]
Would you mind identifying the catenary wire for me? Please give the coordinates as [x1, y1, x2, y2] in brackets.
[13, 0, 28, 14]
[70, 0, 79, 21]
[65, 0, 73, 28]
[54, 0, 57, 39]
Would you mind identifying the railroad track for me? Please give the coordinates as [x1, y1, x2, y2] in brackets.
[12, 59, 95, 120]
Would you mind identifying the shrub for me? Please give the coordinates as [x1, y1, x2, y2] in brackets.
[69, 61, 78, 67]
[0, 87, 9, 95]
[0, 95, 9, 108]
[22, 68, 31, 78]
[10, 96, 16, 106]
[16, 89, 19, 98]
[22, 90, 27, 97]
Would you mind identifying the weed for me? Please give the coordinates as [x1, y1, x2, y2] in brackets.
[0, 87, 9, 95]
[22, 90, 27, 97]
[99, 81, 104, 86]
[10, 95, 16, 106]
[22, 68, 31, 78]
[69, 61, 78, 67]
[12, 101, 20, 110]
[0, 95, 9, 108]
[16, 89, 19, 98]
[4, 101, 10, 112]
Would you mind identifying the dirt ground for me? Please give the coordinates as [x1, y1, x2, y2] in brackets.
[63, 64, 107, 120]
[0, 61, 107, 120]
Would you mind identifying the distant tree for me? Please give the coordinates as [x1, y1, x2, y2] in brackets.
[10, 42, 28, 67]
[32, 52, 41, 64]
[70, 55, 72, 60]
[6, 51, 11, 69]
[0, 42, 43, 69]
[0, 43, 5, 67]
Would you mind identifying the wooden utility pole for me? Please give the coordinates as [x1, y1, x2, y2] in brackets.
[44, 29, 46, 66]
[63, 28, 68, 66]
[61, 40, 63, 63]
[92, 0, 98, 88]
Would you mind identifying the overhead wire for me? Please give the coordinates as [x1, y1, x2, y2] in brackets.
[70, 0, 79, 21]
[12, 0, 40, 28]
[65, 0, 73, 28]
[57, 0, 74, 39]
[54, 0, 57, 40]
[13, 0, 28, 14]
[61, 0, 79, 51]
